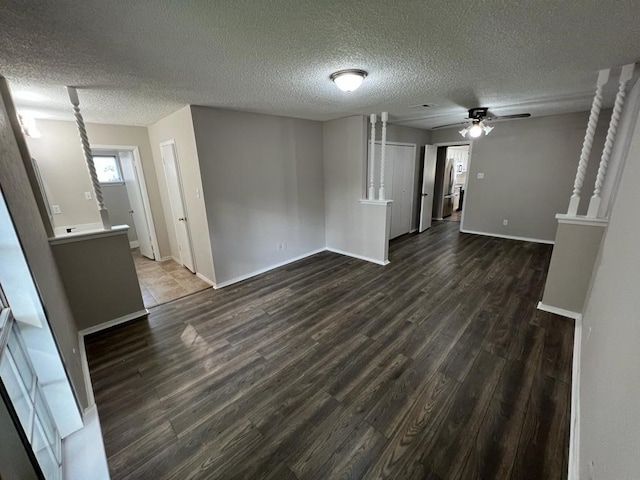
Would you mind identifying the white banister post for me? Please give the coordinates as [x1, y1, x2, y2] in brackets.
[587, 64, 635, 218]
[369, 114, 377, 200]
[567, 69, 609, 216]
[378, 111, 388, 201]
[66, 86, 111, 229]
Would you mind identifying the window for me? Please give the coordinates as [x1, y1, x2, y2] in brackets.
[93, 155, 123, 183]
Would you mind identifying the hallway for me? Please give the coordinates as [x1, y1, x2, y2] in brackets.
[132, 249, 211, 308]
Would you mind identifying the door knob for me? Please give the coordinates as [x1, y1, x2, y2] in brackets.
[129, 210, 134, 214]
[178, 217, 186, 222]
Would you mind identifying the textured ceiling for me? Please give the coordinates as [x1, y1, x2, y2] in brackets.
[1, 1, 640, 128]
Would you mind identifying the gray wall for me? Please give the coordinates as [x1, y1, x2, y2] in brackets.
[148, 106, 216, 281]
[51, 232, 145, 330]
[26, 119, 169, 254]
[190, 106, 326, 285]
[102, 183, 137, 242]
[541, 221, 605, 313]
[0, 79, 88, 409]
[367, 123, 431, 231]
[578, 90, 640, 479]
[431, 111, 608, 242]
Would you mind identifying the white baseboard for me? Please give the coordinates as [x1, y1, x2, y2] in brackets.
[77, 309, 149, 408]
[461, 228, 555, 245]
[158, 255, 174, 262]
[129, 240, 139, 248]
[568, 315, 582, 480]
[196, 272, 215, 286]
[214, 248, 326, 289]
[325, 247, 390, 266]
[537, 301, 582, 320]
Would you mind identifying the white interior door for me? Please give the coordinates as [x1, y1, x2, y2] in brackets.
[419, 145, 438, 232]
[376, 144, 416, 239]
[120, 152, 154, 259]
[160, 141, 195, 272]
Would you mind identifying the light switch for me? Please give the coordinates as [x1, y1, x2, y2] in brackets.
[84, 191, 92, 200]
[52, 205, 61, 214]
[477, 172, 485, 179]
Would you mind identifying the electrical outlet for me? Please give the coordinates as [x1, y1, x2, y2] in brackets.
[477, 172, 484, 179]
[283, 242, 287, 250]
[503, 219, 508, 226]
[52, 205, 61, 214]
[84, 191, 92, 200]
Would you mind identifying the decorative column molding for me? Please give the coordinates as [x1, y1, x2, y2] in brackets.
[378, 111, 388, 201]
[567, 69, 609, 216]
[369, 114, 377, 200]
[587, 64, 635, 218]
[66, 87, 111, 230]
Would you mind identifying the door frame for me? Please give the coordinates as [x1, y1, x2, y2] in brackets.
[159, 139, 197, 272]
[91, 143, 160, 260]
[373, 141, 417, 235]
[432, 140, 473, 232]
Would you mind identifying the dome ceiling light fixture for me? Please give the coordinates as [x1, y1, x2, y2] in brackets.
[330, 69, 368, 93]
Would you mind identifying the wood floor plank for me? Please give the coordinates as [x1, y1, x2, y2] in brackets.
[84, 220, 571, 480]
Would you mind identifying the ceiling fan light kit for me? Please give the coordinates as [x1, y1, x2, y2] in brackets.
[452, 108, 530, 138]
[330, 69, 367, 93]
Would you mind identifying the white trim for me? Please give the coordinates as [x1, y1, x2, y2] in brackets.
[460, 228, 555, 245]
[159, 255, 174, 262]
[79, 309, 149, 337]
[77, 332, 95, 409]
[196, 272, 215, 286]
[214, 248, 326, 288]
[568, 314, 582, 480]
[359, 199, 393, 205]
[555, 214, 609, 227]
[131, 147, 161, 261]
[536, 301, 582, 321]
[49, 224, 129, 245]
[129, 240, 139, 248]
[326, 247, 390, 266]
[432, 140, 473, 148]
[91, 144, 162, 261]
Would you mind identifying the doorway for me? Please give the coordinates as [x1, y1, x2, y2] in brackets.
[160, 140, 195, 271]
[433, 144, 470, 223]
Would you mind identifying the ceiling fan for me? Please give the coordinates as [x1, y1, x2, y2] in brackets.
[433, 107, 531, 138]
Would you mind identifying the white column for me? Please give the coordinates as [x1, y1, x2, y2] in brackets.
[369, 114, 377, 200]
[567, 69, 609, 216]
[378, 111, 388, 201]
[66, 86, 111, 229]
[587, 64, 635, 218]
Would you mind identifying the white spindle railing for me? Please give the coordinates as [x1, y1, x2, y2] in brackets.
[369, 114, 377, 200]
[567, 69, 610, 216]
[66, 87, 111, 229]
[378, 111, 388, 201]
[587, 63, 635, 218]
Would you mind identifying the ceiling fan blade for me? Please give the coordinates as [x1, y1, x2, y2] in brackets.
[486, 113, 531, 121]
[431, 121, 468, 130]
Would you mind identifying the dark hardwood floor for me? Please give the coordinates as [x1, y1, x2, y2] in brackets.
[85, 221, 573, 480]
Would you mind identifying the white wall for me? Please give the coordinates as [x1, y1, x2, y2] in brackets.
[431, 111, 608, 242]
[148, 106, 215, 282]
[190, 106, 326, 285]
[578, 104, 640, 479]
